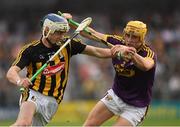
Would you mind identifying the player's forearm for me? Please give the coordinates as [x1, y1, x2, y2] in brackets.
[62, 13, 107, 44]
[70, 23, 107, 43]
[83, 45, 112, 58]
[80, 28, 96, 40]
[94, 48, 112, 58]
[87, 27, 107, 41]
[132, 53, 154, 71]
[69, 23, 95, 40]
[6, 66, 22, 86]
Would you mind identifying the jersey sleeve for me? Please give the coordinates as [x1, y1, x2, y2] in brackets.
[70, 38, 86, 56]
[12, 45, 31, 69]
[106, 35, 124, 45]
[147, 50, 157, 64]
[142, 45, 157, 64]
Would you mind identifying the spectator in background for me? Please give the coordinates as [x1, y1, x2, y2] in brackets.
[151, 35, 171, 99]
[168, 62, 180, 99]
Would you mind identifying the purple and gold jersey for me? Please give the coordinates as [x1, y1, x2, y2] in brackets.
[106, 35, 156, 107]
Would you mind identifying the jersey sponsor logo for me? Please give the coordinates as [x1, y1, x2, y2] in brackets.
[42, 62, 65, 76]
[114, 64, 135, 77]
[47, 52, 56, 59]
[105, 95, 113, 101]
[39, 55, 45, 59]
[31, 96, 36, 102]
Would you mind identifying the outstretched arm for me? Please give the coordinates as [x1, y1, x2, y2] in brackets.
[62, 13, 109, 45]
[82, 45, 113, 58]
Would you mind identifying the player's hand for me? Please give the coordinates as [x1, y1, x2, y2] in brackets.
[17, 78, 32, 88]
[111, 45, 136, 61]
[62, 13, 72, 20]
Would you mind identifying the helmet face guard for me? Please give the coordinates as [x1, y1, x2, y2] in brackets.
[42, 13, 70, 38]
[123, 21, 147, 43]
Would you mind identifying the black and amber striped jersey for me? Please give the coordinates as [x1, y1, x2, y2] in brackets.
[12, 37, 86, 103]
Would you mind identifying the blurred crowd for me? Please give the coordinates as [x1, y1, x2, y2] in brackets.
[0, 7, 180, 108]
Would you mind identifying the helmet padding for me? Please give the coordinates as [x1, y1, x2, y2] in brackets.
[42, 13, 70, 38]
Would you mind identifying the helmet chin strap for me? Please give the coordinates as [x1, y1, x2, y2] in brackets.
[43, 29, 57, 47]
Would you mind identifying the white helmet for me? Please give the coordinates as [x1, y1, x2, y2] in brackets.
[42, 13, 70, 38]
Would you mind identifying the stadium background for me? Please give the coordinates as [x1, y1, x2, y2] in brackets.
[0, 0, 180, 126]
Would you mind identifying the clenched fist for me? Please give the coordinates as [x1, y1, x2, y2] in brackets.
[111, 45, 136, 61]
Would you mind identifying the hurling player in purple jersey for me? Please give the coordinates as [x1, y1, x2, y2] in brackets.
[82, 21, 156, 126]
[63, 13, 156, 126]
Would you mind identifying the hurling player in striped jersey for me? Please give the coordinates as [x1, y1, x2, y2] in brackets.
[6, 13, 133, 126]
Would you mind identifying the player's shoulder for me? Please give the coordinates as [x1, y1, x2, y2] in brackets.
[20, 40, 40, 53]
[107, 34, 123, 40]
[113, 35, 123, 41]
[63, 36, 81, 43]
[23, 40, 40, 48]
[141, 43, 156, 58]
[142, 43, 154, 52]
[72, 38, 81, 43]
[106, 34, 125, 45]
